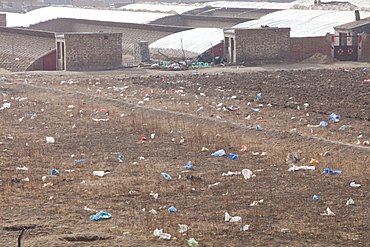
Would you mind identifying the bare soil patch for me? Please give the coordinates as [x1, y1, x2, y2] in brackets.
[0, 66, 369, 246]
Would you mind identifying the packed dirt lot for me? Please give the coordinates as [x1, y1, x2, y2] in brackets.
[0, 61, 369, 246]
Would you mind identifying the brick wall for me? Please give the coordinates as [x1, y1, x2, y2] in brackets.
[234, 28, 290, 64]
[64, 33, 122, 71]
[0, 13, 6, 27]
[290, 36, 331, 61]
[359, 35, 370, 62]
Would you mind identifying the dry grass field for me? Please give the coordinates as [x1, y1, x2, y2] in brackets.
[0, 65, 369, 246]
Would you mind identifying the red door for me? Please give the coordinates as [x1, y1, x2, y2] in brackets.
[43, 51, 56, 70]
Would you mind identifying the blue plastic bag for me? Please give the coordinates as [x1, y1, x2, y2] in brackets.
[211, 149, 226, 156]
[74, 159, 86, 162]
[117, 154, 124, 161]
[256, 125, 261, 131]
[322, 168, 343, 174]
[90, 211, 112, 221]
[50, 169, 59, 175]
[319, 121, 328, 127]
[257, 93, 262, 100]
[228, 153, 239, 160]
[184, 162, 193, 170]
[329, 113, 340, 122]
[168, 206, 177, 212]
[250, 107, 260, 112]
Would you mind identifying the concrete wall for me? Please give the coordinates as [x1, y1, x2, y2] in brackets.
[0, 13, 6, 26]
[290, 36, 331, 61]
[63, 33, 122, 71]
[234, 28, 290, 64]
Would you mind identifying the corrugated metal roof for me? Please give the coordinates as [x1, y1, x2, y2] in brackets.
[5, 6, 172, 27]
[120, 3, 205, 14]
[149, 28, 224, 54]
[206, 1, 297, 10]
[234, 9, 370, 37]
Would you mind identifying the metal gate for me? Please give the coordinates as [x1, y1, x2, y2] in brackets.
[333, 34, 358, 61]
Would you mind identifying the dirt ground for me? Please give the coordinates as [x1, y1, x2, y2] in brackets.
[0, 62, 369, 247]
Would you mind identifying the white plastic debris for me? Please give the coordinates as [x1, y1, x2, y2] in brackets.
[225, 212, 242, 222]
[320, 207, 335, 216]
[84, 206, 98, 212]
[150, 133, 155, 139]
[288, 165, 315, 171]
[242, 169, 253, 179]
[0, 102, 11, 110]
[240, 225, 250, 231]
[208, 182, 221, 188]
[350, 181, 361, 187]
[149, 192, 158, 199]
[16, 166, 29, 171]
[250, 199, 264, 206]
[222, 171, 241, 176]
[93, 171, 111, 177]
[178, 224, 188, 233]
[153, 229, 171, 240]
[92, 118, 109, 122]
[149, 209, 158, 215]
[46, 137, 55, 143]
[21, 178, 29, 182]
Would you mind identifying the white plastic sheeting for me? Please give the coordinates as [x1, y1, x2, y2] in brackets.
[234, 9, 370, 37]
[149, 28, 224, 54]
[5, 6, 172, 27]
[206, 0, 298, 9]
[120, 3, 205, 14]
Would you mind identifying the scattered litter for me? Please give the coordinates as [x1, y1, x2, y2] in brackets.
[250, 107, 260, 112]
[286, 152, 305, 164]
[257, 93, 262, 100]
[318, 151, 330, 156]
[240, 225, 250, 231]
[242, 169, 253, 179]
[339, 125, 347, 130]
[240, 145, 247, 152]
[196, 106, 204, 112]
[0, 102, 11, 110]
[178, 224, 188, 233]
[228, 153, 238, 159]
[93, 170, 111, 177]
[50, 169, 59, 175]
[153, 229, 171, 240]
[288, 165, 315, 171]
[186, 238, 199, 246]
[46, 137, 55, 143]
[250, 199, 264, 206]
[329, 113, 340, 122]
[350, 181, 361, 187]
[117, 154, 124, 162]
[307, 121, 328, 127]
[24, 113, 37, 117]
[346, 199, 355, 206]
[320, 207, 335, 216]
[322, 168, 342, 174]
[149, 209, 158, 215]
[149, 192, 159, 199]
[90, 211, 112, 220]
[150, 133, 155, 139]
[225, 212, 242, 222]
[312, 195, 319, 200]
[255, 125, 261, 131]
[309, 159, 319, 164]
[84, 206, 98, 212]
[201, 147, 209, 152]
[281, 229, 291, 233]
[184, 161, 193, 170]
[74, 159, 86, 162]
[167, 206, 177, 212]
[141, 137, 147, 141]
[92, 118, 109, 122]
[222, 171, 241, 176]
[208, 182, 221, 188]
[211, 149, 226, 156]
[16, 166, 29, 171]
[161, 173, 172, 180]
